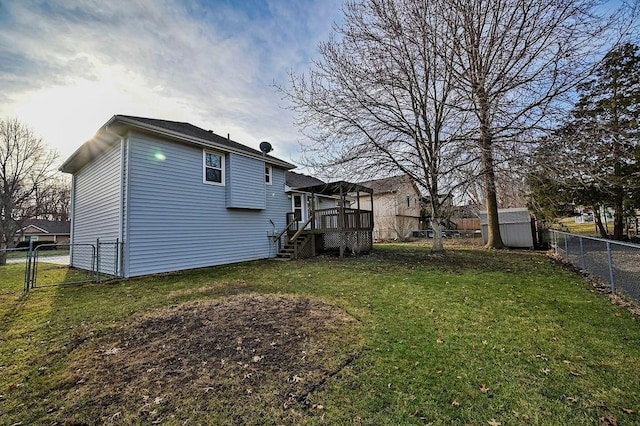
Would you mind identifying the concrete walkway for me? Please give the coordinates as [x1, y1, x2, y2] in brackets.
[6, 255, 70, 266]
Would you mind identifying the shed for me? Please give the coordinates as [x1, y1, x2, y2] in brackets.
[478, 208, 534, 248]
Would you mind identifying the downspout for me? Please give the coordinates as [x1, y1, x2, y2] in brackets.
[69, 176, 75, 266]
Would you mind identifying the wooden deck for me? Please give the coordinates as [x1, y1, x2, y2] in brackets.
[287, 207, 373, 235]
[274, 207, 374, 260]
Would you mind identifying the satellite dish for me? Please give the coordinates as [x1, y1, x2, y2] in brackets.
[259, 141, 273, 154]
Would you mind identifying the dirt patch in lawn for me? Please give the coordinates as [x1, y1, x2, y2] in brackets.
[57, 294, 361, 425]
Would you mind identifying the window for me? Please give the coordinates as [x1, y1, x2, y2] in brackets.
[293, 194, 303, 221]
[203, 150, 225, 185]
[265, 165, 272, 185]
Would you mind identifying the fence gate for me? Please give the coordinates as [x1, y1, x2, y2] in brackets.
[24, 239, 123, 291]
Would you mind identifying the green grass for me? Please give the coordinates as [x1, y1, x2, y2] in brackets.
[557, 217, 601, 236]
[1, 244, 639, 425]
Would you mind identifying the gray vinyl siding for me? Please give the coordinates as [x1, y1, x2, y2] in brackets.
[70, 141, 122, 271]
[226, 153, 266, 209]
[126, 134, 290, 277]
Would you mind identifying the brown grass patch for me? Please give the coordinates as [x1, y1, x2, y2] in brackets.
[57, 294, 361, 425]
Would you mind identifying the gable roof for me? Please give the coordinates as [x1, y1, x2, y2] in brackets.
[478, 208, 531, 225]
[285, 171, 325, 189]
[358, 175, 418, 195]
[60, 115, 296, 174]
[21, 220, 70, 234]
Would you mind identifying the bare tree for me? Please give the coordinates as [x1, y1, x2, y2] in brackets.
[0, 118, 57, 264]
[36, 176, 71, 221]
[286, 0, 631, 250]
[438, 0, 627, 248]
[284, 0, 478, 251]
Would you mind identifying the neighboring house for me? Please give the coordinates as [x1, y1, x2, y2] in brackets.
[17, 220, 71, 244]
[60, 115, 296, 278]
[356, 175, 422, 241]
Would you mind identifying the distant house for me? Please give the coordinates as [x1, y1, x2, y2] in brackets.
[61, 115, 297, 277]
[18, 220, 70, 244]
[356, 175, 422, 241]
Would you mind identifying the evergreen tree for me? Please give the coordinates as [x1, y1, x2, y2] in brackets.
[529, 43, 640, 239]
[575, 43, 640, 239]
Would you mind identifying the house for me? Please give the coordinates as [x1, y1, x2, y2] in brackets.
[17, 220, 71, 244]
[356, 175, 422, 241]
[61, 115, 298, 278]
[60, 115, 374, 278]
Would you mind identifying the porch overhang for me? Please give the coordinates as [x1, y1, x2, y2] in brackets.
[291, 180, 373, 197]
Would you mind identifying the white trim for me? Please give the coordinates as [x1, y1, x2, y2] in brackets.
[202, 149, 226, 186]
[116, 116, 295, 169]
[69, 175, 75, 265]
[265, 164, 272, 185]
[119, 138, 125, 243]
[60, 116, 296, 174]
[21, 224, 49, 233]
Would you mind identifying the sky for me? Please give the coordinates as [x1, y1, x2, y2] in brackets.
[0, 0, 343, 170]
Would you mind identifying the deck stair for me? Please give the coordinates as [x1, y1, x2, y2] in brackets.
[276, 234, 311, 260]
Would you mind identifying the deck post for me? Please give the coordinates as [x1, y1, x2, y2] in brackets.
[339, 185, 345, 258]
[311, 191, 316, 230]
[355, 188, 361, 251]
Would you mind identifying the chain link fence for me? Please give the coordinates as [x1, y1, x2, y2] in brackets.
[549, 230, 640, 303]
[0, 239, 124, 293]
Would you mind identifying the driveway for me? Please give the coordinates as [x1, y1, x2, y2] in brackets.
[6, 254, 70, 266]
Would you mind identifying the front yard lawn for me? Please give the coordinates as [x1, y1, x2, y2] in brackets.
[1, 244, 639, 425]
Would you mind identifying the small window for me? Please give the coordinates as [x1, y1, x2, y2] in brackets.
[265, 165, 272, 185]
[203, 150, 225, 185]
[407, 196, 411, 207]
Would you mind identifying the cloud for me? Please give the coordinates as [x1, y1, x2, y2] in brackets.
[0, 0, 342, 166]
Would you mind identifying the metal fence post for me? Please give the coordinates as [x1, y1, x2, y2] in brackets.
[23, 240, 33, 292]
[115, 238, 120, 278]
[606, 241, 615, 293]
[579, 237, 585, 270]
[564, 233, 568, 257]
[96, 238, 100, 283]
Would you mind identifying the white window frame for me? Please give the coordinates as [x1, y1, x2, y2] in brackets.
[203, 149, 225, 186]
[265, 164, 272, 185]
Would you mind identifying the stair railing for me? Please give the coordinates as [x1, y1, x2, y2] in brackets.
[291, 213, 314, 259]
[289, 213, 314, 244]
[272, 214, 299, 252]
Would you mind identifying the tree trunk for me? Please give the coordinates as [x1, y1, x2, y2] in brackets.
[430, 174, 444, 252]
[613, 196, 625, 240]
[0, 240, 7, 266]
[480, 136, 505, 249]
[431, 219, 444, 251]
[593, 204, 608, 238]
